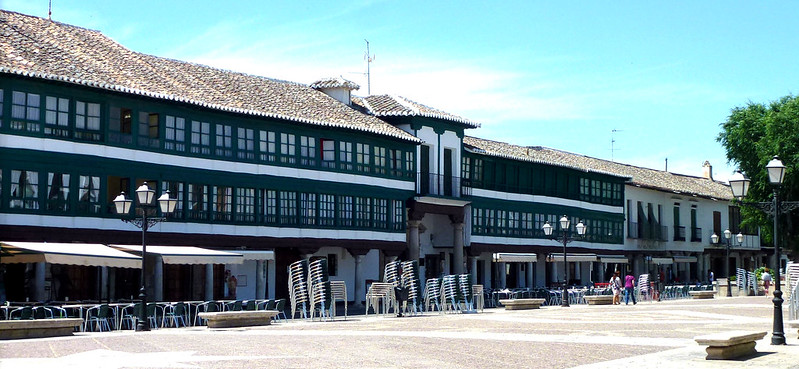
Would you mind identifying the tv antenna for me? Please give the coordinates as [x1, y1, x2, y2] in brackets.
[611, 129, 622, 162]
[364, 39, 375, 95]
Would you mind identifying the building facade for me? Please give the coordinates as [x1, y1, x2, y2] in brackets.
[0, 10, 756, 304]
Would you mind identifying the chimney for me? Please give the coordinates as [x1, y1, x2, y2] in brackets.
[310, 77, 360, 106]
[702, 161, 713, 180]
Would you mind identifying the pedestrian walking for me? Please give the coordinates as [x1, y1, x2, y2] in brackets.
[610, 271, 622, 305]
[762, 269, 772, 297]
[624, 272, 637, 305]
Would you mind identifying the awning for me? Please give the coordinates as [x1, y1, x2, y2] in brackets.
[0, 242, 141, 268]
[548, 253, 598, 262]
[237, 250, 275, 261]
[599, 255, 629, 263]
[673, 256, 697, 263]
[493, 253, 537, 263]
[110, 245, 244, 265]
[650, 257, 674, 265]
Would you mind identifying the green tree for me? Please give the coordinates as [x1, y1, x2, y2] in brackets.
[717, 95, 799, 257]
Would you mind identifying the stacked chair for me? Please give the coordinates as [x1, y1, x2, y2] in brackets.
[458, 274, 474, 312]
[288, 259, 310, 319]
[424, 278, 442, 312]
[308, 258, 333, 321]
[400, 260, 423, 315]
[440, 275, 460, 313]
[329, 280, 348, 319]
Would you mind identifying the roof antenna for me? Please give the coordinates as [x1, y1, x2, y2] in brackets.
[48, 0, 52, 20]
[665, 158, 668, 172]
[364, 39, 375, 95]
[611, 129, 622, 162]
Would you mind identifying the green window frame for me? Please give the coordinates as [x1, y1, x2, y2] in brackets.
[392, 199, 404, 231]
[354, 197, 372, 228]
[161, 181, 184, 219]
[11, 91, 41, 132]
[212, 185, 232, 221]
[165, 115, 186, 152]
[44, 95, 70, 138]
[279, 191, 297, 224]
[10, 169, 39, 210]
[339, 141, 353, 171]
[300, 135, 316, 166]
[235, 187, 255, 222]
[321, 139, 336, 168]
[373, 146, 386, 175]
[338, 195, 353, 227]
[260, 189, 277, 224]
[300, 192, 317, 225]
[237, 127, 255, 160]
[188, 183, 208, 220]
[46, 172, 70, 212]
[215, 123, 233, 157]
[190, 120, 211, 155]
[356, 143, 370, 173]
[319, 194, 336, 226]
[280, 133, 296, 164]
[77, 175, 100, 214]
[259, 131, 277, 162]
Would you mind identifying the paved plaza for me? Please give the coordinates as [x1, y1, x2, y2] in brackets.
[1, 296, 798, 368]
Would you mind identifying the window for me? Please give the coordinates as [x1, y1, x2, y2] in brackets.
[319, 194, 336, 226]
[392, 199, 405, 231]
[462, 157, 471, 181]
[161, 181, 184, 219]
[188, 184, 208, 220]
[44, 96, 69, 137]
[373, 146, 386, 175]
[521, 212, 533, 236]
[485, 209, 495, 234]
[338, 195, 353, 227]
[279, 191, 297, 224]
[497, 210, 507, 235]
[78, 175, 101, 214]
[11, 91, 41, 132]
[579, 178, 590, 200]
[339, 141, 353, 170]
[260, 189, 277, 224]
[300, 135, 316, 166]
[138, 112, 160, 148]
[215, 124, 233, 157]
[404, 151, 414, 178]
[509, 211, 519, 236]
[321, 139, 335, 168]
[373, 198, 387, 229]
[47, 172, 70, 212]
[109, 107, 133, 144]
[356, 143, 370, 172]
[473, 159, 483, 185]
[237, 128, 255, 160]
[213, 186, 232, 221]
[300, 192, 317, 225]
[280, 133, 296, 164]
[389, 149, 402, 177]
[10, 170, 39, 209]
[165, 115, 186, 152]
[354, 197, 372, 228]
[473, 208, 484, 234]
[259, 131, 277, 162]
[191, 121, 211, 155]
[235, 187, 255, 222]
[75, 101, 101, 141]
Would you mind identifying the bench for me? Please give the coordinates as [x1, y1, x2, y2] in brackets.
[694, 331, 766, 360]
[498, 298, 545, 310]
[688, 290, 716, 299]
[584, 295, 614, 305]
[0, 318, 83, 340]
[197, 310, 279, 328]
[788, 320, 799, 336]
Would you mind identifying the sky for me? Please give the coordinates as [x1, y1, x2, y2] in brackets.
[3, 0, 799, 182]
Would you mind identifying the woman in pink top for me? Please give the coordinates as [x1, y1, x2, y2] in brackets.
[624, 273, 637, 305]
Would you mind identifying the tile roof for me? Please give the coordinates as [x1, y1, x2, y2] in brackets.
[353, 95, 481, 128]
[310, 77, 360, 90]
[0, 10, 419, 143]
[463, 136, 733, 200]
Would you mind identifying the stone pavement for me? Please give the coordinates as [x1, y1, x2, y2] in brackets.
[0, 296, 798, 368]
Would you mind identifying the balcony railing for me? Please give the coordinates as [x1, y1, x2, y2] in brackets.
[418, 173, 470, 198]
[674, 226, 686, 241]
[627, 222, 668, 241]
[690, 227, 702, 242]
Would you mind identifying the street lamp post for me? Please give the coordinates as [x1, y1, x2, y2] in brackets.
[728, 156, 798, 345]
[113, 182, 176, 332]
[711, 229, 734, 297]
[543, 215, 587, 307]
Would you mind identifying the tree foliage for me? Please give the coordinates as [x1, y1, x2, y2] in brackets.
[717, 95, 799, 256]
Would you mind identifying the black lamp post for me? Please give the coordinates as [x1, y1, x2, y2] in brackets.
[729, 156, 796, 345]
[113, 182, 177, 332]
[711, 229, 735, 297]
[543, 216, 587, 307]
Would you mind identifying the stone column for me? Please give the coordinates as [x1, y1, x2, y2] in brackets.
[470, 257, 478, 284]
[580, 262, 591, 285]
[255, 260, 265, 300]
[498, 262, 507, 289]
[526, 262, 534, 287]
[154, 256, 163, 301]
[100, 266, 109, 302]
[408, 220, 421, 263]
[205, 264, 214, 301]
[354, 255, 365, 306]
[34, 262, 46, 302]
[108, 268, 116, 301]
[536, 254, 547, 287]
[267, 259, 276, 299]
[453, 222, 465, 274]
